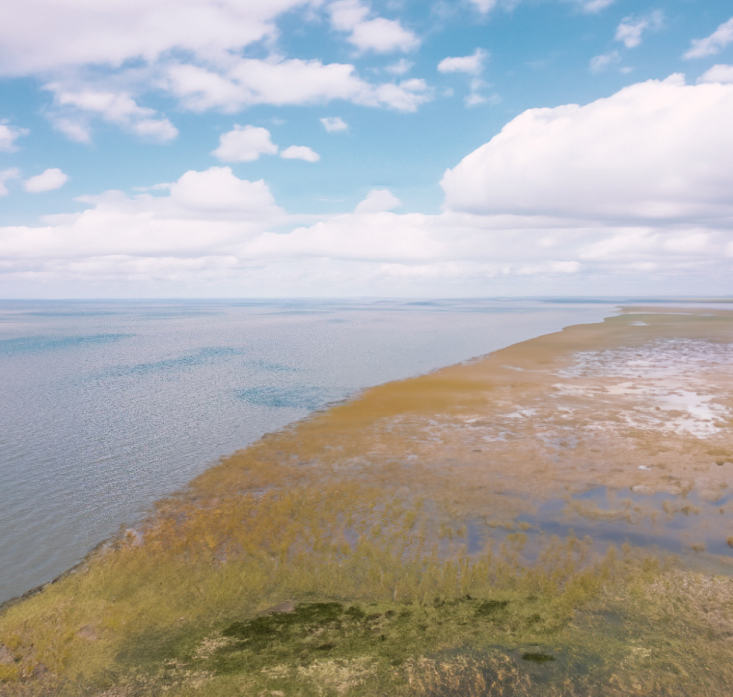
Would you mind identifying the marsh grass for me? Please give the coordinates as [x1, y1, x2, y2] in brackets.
[0, 475, 609, 692]
[2, 309, 733, 695]
[1, 473, 731, 696]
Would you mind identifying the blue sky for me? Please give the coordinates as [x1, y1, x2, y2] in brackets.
[1, 0, 732, 297]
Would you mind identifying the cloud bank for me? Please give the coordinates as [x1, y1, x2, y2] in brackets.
[2, 76, 732, 296]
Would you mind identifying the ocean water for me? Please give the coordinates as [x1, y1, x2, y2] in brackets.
[0, 298, 615, 604]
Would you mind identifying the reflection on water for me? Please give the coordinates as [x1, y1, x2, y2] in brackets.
[486, 486, 733, 570]
[0, 298, 614, 604]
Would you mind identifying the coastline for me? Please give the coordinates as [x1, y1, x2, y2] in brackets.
[1, 306, 732, 695]
[0, 298, 615, 606]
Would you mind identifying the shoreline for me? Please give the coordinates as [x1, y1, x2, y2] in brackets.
[2, 305, 733, 695]
[4, 304, 733, 610]
[0, 298, 617, 607]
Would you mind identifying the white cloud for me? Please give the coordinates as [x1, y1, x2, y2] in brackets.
[615, 11, 663, 49]
[441, 75, 733, 222]
[328, 0, 369, 31]
[465, 90, 500, 108]
[4, 77, 733, 296]
[327, 0, 420, 54]
[0, 0, 315, 76]
[23, 168, 69, 193]
[438, 49, 488, 76]
[45, 84, 178, 142]
[684, 17, 733, 59]
[320, 116, 348, 132]
[385, 59, 414, 75]
[280, 145, 320, 162]
[463, 78, 500, 108]
[349, 17, 420, 53]
[589, 50, 620, 73]
[0, 123, 28, 152]
[465, 93, 488, 107]
[472, 0, 615, 15]
[0, 0, 432, 139]
[354, 189, 402, 213]
[165, 58, 432, 113]
[467, 0, 498, 12]
[570, 0, 615, 14]
[0, 168, 20, 196]
[163, 167, 281, 218]
[1, 167, 284, 260]
[212, 125, 279, 162]
[698, 64, 733, 84]
[373, 79, 432, 112]
[51, 118, 92, 144]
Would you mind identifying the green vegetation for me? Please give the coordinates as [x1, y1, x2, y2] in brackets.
[2, 309, 733, 695]
[1, 476, 732, 696]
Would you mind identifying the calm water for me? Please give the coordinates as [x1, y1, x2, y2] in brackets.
[0, 298, 615, 604]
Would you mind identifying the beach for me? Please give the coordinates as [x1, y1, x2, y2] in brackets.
[1, 306, 732, 695]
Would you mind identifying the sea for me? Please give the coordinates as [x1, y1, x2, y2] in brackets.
[0, 298, 618, 604]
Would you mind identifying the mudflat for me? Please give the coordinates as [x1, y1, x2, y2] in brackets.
[1, 307, 732, 696]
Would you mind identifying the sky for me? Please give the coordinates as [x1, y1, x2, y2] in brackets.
[1, 0, 732, 298]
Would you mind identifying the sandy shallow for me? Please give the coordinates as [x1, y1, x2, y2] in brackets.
[188, 306, 733, 565]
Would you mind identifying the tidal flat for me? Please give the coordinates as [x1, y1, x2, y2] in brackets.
[1, 308, 732, 696]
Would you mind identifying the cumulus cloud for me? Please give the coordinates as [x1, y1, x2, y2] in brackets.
[698, 64, 733, 84]
[161, 167, 281, 219]
[23, 168, 69, 193]
[45, 84, 178, 143]
[1, 167, 284, 262]
[684, 17, 733, 59]
[372, 79, 432, 112]
[280, 145, 320, 162]
[0, 168, 20, 196]
[354, 189, 402, 213]
[0, 0, 315, 76]
[328, 0, 369, 30]
[212, 125, 279, 162]
[438, 49, 488, 75]
[166, 59, 363, 112]
[3, 77, 733, 295]
[441, 75, 733, 222]
[0, 123, 28, 152]
[615, 11, 663, 49]
[349, 17, 420, 54]
[164, 58, 432, 113]
[0, 0, 433, 142]
[327, 0, 420, 54]
[320, 116, 348, 132]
